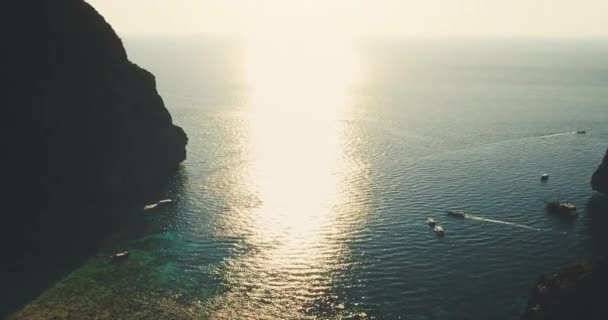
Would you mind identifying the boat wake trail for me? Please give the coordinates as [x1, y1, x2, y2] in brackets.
[480, 131, 578, 147]
[464, 215, 544, 231]
[535, 131, 578, 139]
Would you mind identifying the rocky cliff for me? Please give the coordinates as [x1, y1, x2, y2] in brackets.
[5, 0, 187, 252]
[591, 149, 608, 194]
[520, 258, 608, 320]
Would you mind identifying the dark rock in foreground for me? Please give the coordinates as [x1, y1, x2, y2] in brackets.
[521, 258, 608, 320]
[591, 149, 608, 194]
[4, 0, 187, 253]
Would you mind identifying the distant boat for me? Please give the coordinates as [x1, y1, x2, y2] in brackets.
[576, 130, 586, 134]
[110, 251, 129, 262]
[541, 174, 550, 181]
[427, 218, 437, 227]
[433, 225, 445, 237]
[143, 199, 175, 211]
[545, 197, 577, 217]
[446, 210, 466, 218]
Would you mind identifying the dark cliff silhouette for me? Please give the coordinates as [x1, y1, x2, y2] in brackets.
[520, 195, 608, 319]
[520, 258, 608, 320]
[2, 0, 187, 315]
[4, 0, 187, 254]
[591, 149, 608, 194]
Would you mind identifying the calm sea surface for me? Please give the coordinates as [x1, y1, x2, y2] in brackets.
[13, 38, 608, 319]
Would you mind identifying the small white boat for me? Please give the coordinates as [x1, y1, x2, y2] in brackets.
[433, 225, 445, 237]
[110, 251, 129, 262]
[541, 174, 549, 181]
[427, 218, 437, 227]
[143, 199, 174, 211]
[143, 203, 159, 211]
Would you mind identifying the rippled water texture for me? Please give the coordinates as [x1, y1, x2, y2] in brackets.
[11, 38, 608, 319]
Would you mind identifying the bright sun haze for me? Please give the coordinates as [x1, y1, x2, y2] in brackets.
[87, 0, 608, 38]
[8, 1, 608, 319]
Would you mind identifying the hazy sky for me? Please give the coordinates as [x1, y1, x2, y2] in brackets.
[86, 0, 608, 38]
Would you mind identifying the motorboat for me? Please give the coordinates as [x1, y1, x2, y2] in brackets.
[541, 174, 550, 181]
[143, 203, 158, 211]
[446, 210, 466, 218]
[144, 199, 174, 211]
[576, 130, 586, 134]
[427, 218, 437, 227]
[433, 225, 445, 237]
[110, 251, 129, 262]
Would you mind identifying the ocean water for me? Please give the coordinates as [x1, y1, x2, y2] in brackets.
[11, 37, 608, 319]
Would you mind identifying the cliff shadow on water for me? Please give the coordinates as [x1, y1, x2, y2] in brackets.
[0, 169, 189, 318]
[0, 167, 188, 318]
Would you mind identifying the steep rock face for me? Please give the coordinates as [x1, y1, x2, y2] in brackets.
[6, 0, 187, 248]
[591, 149, 608, 194]
[521, 258, 608, 320]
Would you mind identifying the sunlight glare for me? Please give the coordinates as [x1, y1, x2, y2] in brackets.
[207, 33, 362, 316]
[243, 34, 357, 249]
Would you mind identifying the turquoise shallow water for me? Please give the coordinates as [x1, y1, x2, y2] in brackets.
[12, 38, 608, 319]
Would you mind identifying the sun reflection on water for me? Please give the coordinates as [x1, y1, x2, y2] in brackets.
[208, 37, 370, 318]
